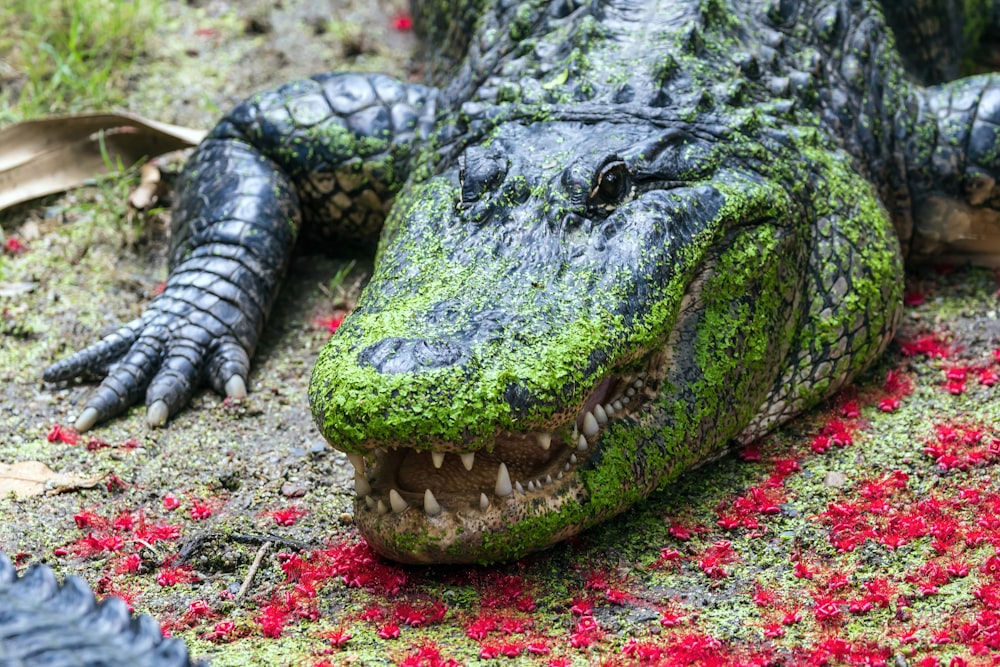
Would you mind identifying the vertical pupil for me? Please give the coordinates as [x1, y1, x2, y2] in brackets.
[600, 168, 622, 199]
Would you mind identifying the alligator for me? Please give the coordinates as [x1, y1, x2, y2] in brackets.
[33, 0, 1000, 571]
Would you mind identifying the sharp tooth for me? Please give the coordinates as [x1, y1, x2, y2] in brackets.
[571, 425, 579, 441]
[546, 474, 553, 484]
[377, 500, 388, 515]
[626, 387, 636, 397]
[594, 404, 608, 424]
[564, 462, 571, 472]
[577, 435, 588, 451]
[495, 463, 512, 496]
[461, 452, 476, 470]
[604, 403, 615, 417]
[537, 433, 552, 450]
[365, 495, 377, 509]
[582, 412, 599, 437]
[527, 481, 536, 492]
[613, 400, 623, 411]
[423, 489, 441, 516]
[622, 396, 631, 405]
[389, 489, 408, 513]
[354, 474, 372, 496]
[570, 453, 578, 464]
[347, 453, 365, 475]
[480, 493, 490, 510]
[633, 378, 645, 388]
[515, 481, 525, 494]
[431, 451, 445, 469]
[557, 471, 564, 479]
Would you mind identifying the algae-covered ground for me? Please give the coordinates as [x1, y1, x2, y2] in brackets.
[3, 1, 1000, 665]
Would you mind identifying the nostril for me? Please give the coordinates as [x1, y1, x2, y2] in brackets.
[359, 337, 466, 374]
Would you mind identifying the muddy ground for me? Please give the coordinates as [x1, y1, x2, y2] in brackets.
[2, 2, 1000, 665]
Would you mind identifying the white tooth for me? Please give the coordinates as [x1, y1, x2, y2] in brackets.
[557, 471, 564, 479]
[355, 474, 372, 496]
[347, 453, 365, 475]
[564, 462, 571, 472]
[377, 500, 388, 515]
[572, 425, 579, 442]
[605, 403, 615, 417]
[622, 396, 631, 405]
[424, 489, 441, 516]
[570, 454, 578, 464]
[527, 481, 536, 492]
[461, 452, 476, 471]
[431, 451, 445, 469]
[582, 412, 599, 437]
[389, 489, 408, 513]
[515, 481, 525, 494]
[537, 433, 552, 450]
[577, 435, 588, 451]
[633, 378, 645, 388]
[495, 462, 512, 496]
[626, 387, 636, 397]
[613, 400, 623, 411]
[594, 404, 608, 424]
[365, 495, 377, 509]
[480, 493, 490, 510]
[546, 474, 553, 484]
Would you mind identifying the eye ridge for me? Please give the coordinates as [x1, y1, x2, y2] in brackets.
[588, 159, 631, 207]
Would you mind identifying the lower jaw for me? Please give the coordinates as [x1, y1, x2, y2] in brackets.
[354, 476, 591, 564]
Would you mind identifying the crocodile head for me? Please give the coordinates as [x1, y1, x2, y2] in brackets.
[309, 116, 820, 563]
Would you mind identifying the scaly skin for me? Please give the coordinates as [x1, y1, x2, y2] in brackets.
[45, 0, 1000, 564]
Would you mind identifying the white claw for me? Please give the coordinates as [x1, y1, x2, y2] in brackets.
[495, 462, 512, 497]
[537, 433, 552, 451]
[582, 412, 599, 437]
[461, 452, 475, 471]
[577, 435, 588, 451]
[74, 407, 99, 433]
[377, 499, 388, 515]
[389, 489, 408, 513]
[354, 474, 372, 496]
[147, 400, 169, 427]
[347, 453, 365, 475]
[594, 404, 608, 424]
[423, 489, 441, 516]
[431, 451, 445, 469]
[225, 375, 247, 399]
[480, 493, 490, 510]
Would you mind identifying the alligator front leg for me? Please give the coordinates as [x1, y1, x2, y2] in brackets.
[44, 73, 439, 430]
[906, 73, 1000, 263]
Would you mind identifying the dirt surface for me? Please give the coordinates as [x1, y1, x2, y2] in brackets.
[3, 2, 1000, 666]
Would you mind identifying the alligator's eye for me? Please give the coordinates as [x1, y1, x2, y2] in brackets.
[589, 160, 630, 208]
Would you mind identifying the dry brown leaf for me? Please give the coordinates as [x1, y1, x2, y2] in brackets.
[0, 112, 206, 212]
[0, 461, 106, 499]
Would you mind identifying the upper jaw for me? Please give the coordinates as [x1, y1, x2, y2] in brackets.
[346, 369, 652, 563]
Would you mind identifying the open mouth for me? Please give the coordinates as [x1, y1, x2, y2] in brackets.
[347, 370, 652, 519]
